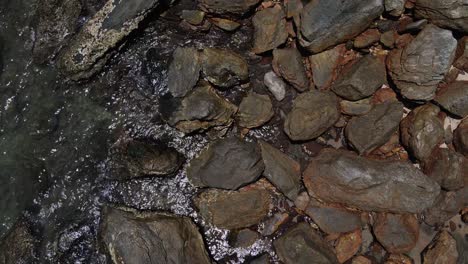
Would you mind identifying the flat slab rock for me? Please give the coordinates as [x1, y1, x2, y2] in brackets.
[415, 0, 468, 33]
[187, 137, 264, 190]
[373, 213, 419, 254]
[434, 81, 468, 118]
[303, 149, 441, 213]
[273, 222, 339, 264]
[100, 207, 211, 264]
[194, 188, 271, 229]
[305, 206, 361, 234]
[299, 0, 384, 53]
[387, 25, 457, 101]
[198, 0, 261, 16]
[252, 6, 288, 54]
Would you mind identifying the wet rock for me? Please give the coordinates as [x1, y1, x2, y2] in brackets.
[259, 141, 302, 201]
[373, 213, 419, 253]
[434, 81, 468, 118]
[454, 118, 468, 156]
[454, 37, 468, 72]
[180, 10, 205, 25]
[284, 90, 340, 141]
[187, 137, 264, 190]
[198, 0, 261, 16]
[58, 0, 167, 80]
[354, 29, 381, 49]
[335, 229, 362, 263]
[264, 71, 286, 101]
[194, 188, 271, 229]
[423, 187, 468, 226]
[303, 149, 441, 213]
[201, 48, 249, 88]
[274, 222, 339, 264]
[423, 231, 459, 264]
[387, 25, 457, 101]
[345, 101, 403, 154]
[385, 0, 405, 16]
[166, 83, 237, 133]
[340, 98, 373, 116]
[331, 55, 387, 101]
[167, 47, 202, 98]
[272, 48, 309, 92]
[309, 45, 346, 89]
[211, 18, 241, 31]
[230, 228, 259, 248]
[0, 220, 37, 264]
[299, 0, 384, 53]
[423, 148, 466, 191]
[252, 6, 288, 54]
[305, 206, 361, 234]
[260, 212, 288, 236]
[100, 207, 211, 264]
[400, 104, 444, 161]
[415, 0, 468, 33]
[237, 92, 274, 128]
[33, 0, 82, 63]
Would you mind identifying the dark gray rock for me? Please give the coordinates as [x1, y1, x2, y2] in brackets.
[0, 220, 37, 264]
[167, 47, 201, 98]
[194, 188, 271, 229]
[423, 231, 459, 264]
[249, 254, 270, 264]
[423, 148, 466, 191]
[415, 0, 468, 33]
[187, 137, 264, 190]
[252, 6, 288, 54]
[385, 0, 405, 16]
[345, 101, 403, 155]
[230, 229, 259, 248]
[273, 48, 309, 92]
[454, 37, 468, 72]
[331, 55, 387, 101]
[373, 213, 419, 254]
[400, 104, 445, 161]
[305, 206, 361, 234]
[198, 0, 261, 16]
[434, 81, 468, 118]
[423, 187, 468, 226]
[303, 149, 441, 213]
[237, 92, 274, 128]
[201, 48, 249, 88]
[454, 118, 468, 156]
[273, 222, 339, 264]
[284, 90, 340, 141]
[299, 0, 384, 53]
[340, 98, 373, 116]
[387, 25, 457, 101]
[100, 207, 211, 264]
[259, 141, 302, 201]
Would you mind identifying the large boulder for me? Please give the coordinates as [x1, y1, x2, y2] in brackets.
[415, 0, 468, 33]
[187, 137, 264, 190]
[198, 0, 262, 16]
[252, 6, 288, 54]
[100, 207, 211, 264]
[273, 48, 310, 92]
[299, 0, 384, 53]
[284, 90, 340, 141]
[373, 213, 419, 254]
[303, 149, 441, 213]
[434, 81, 468, 118]
[387, 25, 457, 101]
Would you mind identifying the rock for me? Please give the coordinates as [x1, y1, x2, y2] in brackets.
[299, 0, 384, 53]
[58, 0, 167, 80]
[387, 25, 457, 101]
[259, 141, 302, 201]
[249, 254, 270, 264]
[272, 48, 309, 92]
[100, 207, 211, 264]
[237, 92, 274, 128]
[423, 148, 467, 191]
[187, 137, 264, 190]
[400, 104, 445, 161]
[352, 256, 372, 264]
[345, 101, 403, 154]
[331, 55, 387, 101]
[264, 71, 286, 101]
[201, 48, 249, 88]
[454, 118, 468, 156]
[198, 0, 261, 16]
[373, 213, 419, 253]
[274, 222, 339, 264]
[305, 206, 361, 234]
[434, 81, 468, 118]
[180, 10, 205, 25]
[111, 139, 183, 179]
[303, 149, 441, 213]
[260, 212, 289, 236]
[211, 18, 241, 31]
[385, 0, 405, 16]
[166, 83, 237, 133]
[423, 187, 468, 226]
[194, 188, 271, 229]
[252, 6, 288, 54]
[454, 37, 468, 72]
[385, 254, 413, 264]
[167, 47, 202, 98]
[380, 31, 396, 48]
[294, 192, 310, 211]
[354, 29, 381, 49]
[230, 229, 259, 248]
[397, 19, 428, 34]
[340, 98, 373, 116]
[414, 0, 468, 33]
[423, 231, 459, 264]
[284, 90, 340, 141]
[33, 0, 82, 63]
[335, 229, 362, 263]
[0, 220, 37, 263]
[309, 45, 346, 89]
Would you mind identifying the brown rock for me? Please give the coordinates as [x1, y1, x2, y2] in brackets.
[434, 81, 468, 118]
[252, 6, 288, 54]
[230, 228, 259, 248]
[373, 213, 419, 253]
[352, 256, 372, 264]
[385, 254, 413, 264]
[423, 187, 468, 226]
[198, 0, 262, 16]
[454, 118, 468, 156]
[201, 48, 249, 88]
[454, 37, 468, 72]
[308, 45, 347, 90]
[423, 231, 459, 264]
[423, 148, 467, 191]
[260, 212, 289, 236]
[335, 229, 362, 263]
[273, 47, 310, 92]
[211, 18, 241, 31]
[305, 206, 361, 234]
[237, 92, 274, 129]
[380, 30, 396, 48]
[354, 29, 381, 49]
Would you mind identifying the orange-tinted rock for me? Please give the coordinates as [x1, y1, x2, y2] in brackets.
[423, 231, 459, 264]
[373, 213, 419, 253]
[335, 229, 362, 263]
